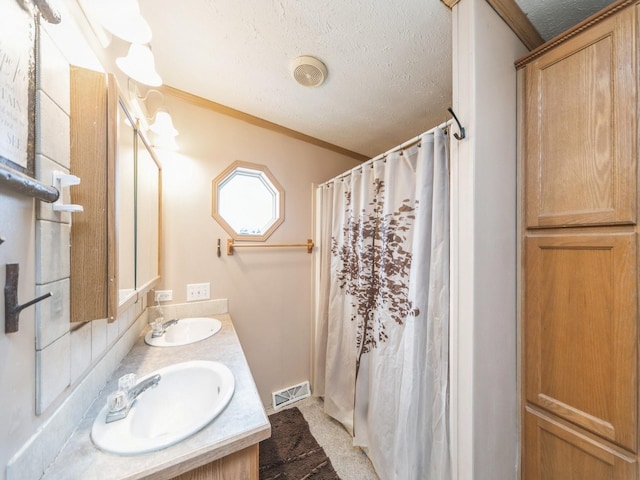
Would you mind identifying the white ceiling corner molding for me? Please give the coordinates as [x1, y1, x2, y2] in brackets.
[486, 0, 545, 50]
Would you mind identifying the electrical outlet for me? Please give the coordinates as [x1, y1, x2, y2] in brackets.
[154, 290, 173, 302]
[186, 283, 210, 302]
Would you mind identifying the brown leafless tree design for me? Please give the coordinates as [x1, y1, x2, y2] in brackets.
[331, 177, 419, 377]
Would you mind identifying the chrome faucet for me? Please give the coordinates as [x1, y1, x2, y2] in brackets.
[151, 318, 179, 338]
[105, 374, 161, 423]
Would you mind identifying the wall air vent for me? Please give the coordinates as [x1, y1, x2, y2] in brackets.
[272, 380, 311, 410]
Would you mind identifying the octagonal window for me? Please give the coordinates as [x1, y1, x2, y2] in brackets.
[212, 161, 284, 241]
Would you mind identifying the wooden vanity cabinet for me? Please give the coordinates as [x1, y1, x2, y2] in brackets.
[518, 1, 640, 478]
[171, 444, 259, 480]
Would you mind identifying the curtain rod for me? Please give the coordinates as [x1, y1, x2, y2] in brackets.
[369, 118, 453, 163]
[318, 116, 456, 188]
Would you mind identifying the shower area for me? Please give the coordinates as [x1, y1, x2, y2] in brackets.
[312, 125, 452, 479]
[308, 4, 524, 477]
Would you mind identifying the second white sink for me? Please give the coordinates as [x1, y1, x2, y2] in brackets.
[145, 317, 222, 347]
[91, 360, 235, 455]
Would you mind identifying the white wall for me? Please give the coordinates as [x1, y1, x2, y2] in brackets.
[450, 0, 528, 478]
[0, 12, 88, 478]
[0, 7, 149, 479]
[1, 0, 532, 477]
[0, 192, 36, 480]
[1, 2, 359, 476]
[1, 10, 358, 480]
[153, 93, 361, 406]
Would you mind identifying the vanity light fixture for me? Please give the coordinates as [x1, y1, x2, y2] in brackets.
[128, 84, 179, 149]
[149, 109, 179, 150]
[150, 134, 178, 151]
[117, 44, 162, 87]
[95, 0, 152, 44]
[150, 109, 178, 137]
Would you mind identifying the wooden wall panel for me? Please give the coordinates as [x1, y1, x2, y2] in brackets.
[70, 66, 109, 324]
[523, 6, 637, 228]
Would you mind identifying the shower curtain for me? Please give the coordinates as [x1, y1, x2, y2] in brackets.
[313, 128, 450, 480]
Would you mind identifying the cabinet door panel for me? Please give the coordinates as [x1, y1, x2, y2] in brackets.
[524, 409, 637, 480]
[171, 444, 258, 480]
[524, 6, 637, 227]
[524, 232, 637, 450]
[70, 67, 115, 323]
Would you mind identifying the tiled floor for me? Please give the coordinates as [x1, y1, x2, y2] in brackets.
[267, 396, 380, 480]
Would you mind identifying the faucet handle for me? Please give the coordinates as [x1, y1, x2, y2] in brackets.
[118, 373, 136, 393]
[150, 320, 164, 336]
[107, 390, 128, 413]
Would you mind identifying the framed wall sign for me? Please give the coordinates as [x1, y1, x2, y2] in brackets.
[0, 0, 36, 176]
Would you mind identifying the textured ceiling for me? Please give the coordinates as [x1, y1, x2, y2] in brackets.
[138, 0, 452, 158]
[134, 1, 615, 159]
[514, 0, 616, 41]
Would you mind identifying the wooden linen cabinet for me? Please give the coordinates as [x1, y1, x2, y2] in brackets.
[517, 1, 640, 478]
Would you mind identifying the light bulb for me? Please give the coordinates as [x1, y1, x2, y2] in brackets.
[97, 0, 152, 44]
[116, 44, 162, 87]
[150, 110, 178, 137]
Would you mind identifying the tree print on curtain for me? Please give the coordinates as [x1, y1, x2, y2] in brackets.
[331, 177, 419, 377]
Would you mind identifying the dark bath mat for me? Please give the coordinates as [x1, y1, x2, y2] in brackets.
[260, 406, 341, 480]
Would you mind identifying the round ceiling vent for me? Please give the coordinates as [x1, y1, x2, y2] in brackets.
[291, 56, 328, 88]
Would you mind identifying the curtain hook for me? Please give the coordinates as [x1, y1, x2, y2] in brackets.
[447, 107, 466, 140]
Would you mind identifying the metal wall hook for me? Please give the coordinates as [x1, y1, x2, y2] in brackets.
[447, 107, 466, 140]
[4, 263, 52, 333]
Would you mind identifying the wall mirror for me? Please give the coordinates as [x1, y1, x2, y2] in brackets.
[136, 131, 161, 290]
[116, 93, 162, 308]
[116, 99, 136, 306]
[212, 160, 284, 241]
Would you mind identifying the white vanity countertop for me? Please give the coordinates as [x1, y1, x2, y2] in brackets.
[42, 314, 270, 480]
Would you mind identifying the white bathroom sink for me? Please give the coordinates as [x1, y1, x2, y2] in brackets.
[91, 360, 235, 455]
[144, 317, 222, 347]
